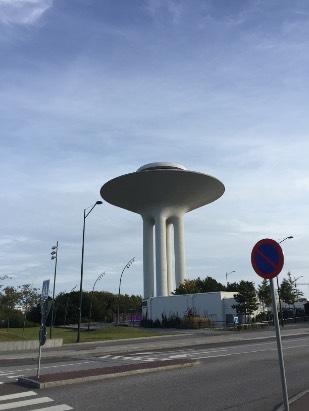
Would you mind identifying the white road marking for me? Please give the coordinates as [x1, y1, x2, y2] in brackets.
[0, 396, 53, 410]
[168, 354, 189, 359]
[133, 352, 157, 355]
[0, 391, 37, 402]
[35, 405, 73, 411]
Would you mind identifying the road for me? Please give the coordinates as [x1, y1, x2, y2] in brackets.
[0, 328, 309, 410]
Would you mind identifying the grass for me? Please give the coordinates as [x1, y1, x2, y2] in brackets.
[0, 326, 163, 344]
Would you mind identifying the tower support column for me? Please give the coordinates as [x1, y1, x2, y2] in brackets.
[166, 222, 173, 295]
[155, 213, 168, 296]
[174, 214, 186, 287]
[143, 217, 154, 299]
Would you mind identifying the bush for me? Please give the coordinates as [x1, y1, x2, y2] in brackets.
[0, 310, 36, 328]
[141, 313, 213, 329]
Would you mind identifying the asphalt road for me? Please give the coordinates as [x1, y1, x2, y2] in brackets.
[1, 332, 309, 410]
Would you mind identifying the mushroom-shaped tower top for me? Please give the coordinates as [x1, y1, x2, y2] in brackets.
[137, 162, 187, 172]
[101, 163, 225, 214]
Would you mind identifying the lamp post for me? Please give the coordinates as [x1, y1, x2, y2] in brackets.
[277, 236, 294, 326]
[226, 270, 236, 286]
[0, 275, 13, 331]
[0, 275, 12, 281]
[117, 257, 135, 325]
[292, 275, 303, 303]
[77, 200, 103, 343]
[50, 241, 58, 339]
[64, 285, 77, 326]
[87, 272, 105, 331]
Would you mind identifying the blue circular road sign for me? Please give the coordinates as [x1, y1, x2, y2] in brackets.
[251, 238, 284, 279]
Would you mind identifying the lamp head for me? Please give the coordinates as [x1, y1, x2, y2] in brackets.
[96, 201, 103, 205]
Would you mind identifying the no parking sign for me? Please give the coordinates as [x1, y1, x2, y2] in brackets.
[251, 238, 284, 279]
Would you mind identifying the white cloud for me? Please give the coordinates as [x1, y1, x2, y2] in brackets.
[144, 0, 184, 24]
[0, 0, 53, 25]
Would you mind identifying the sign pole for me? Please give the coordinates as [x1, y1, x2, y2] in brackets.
[37, 344, 42, 380]
[251, 238, 290, 411]
[36, 279, 50, 381]
[270, 278, 289, 411]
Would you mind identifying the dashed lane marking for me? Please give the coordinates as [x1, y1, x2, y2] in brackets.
[35, 405, 73, 411]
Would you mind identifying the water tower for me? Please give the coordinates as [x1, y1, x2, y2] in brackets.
[100, 162, 224, 298]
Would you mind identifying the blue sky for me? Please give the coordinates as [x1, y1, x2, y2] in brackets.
[0, 0, 309, 297]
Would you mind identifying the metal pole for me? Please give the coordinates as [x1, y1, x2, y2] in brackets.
[65, 285, 76, 326]
[50, 241, 58, 339]
[37, 344, 42, 380]
[117, 272, 123, 325]
[270, 278, 289, 411]
[77, 210, 86, 343]
[88, 273, 105, 331]
[276, 275, 284, 327]
[117, 258, 135, 325]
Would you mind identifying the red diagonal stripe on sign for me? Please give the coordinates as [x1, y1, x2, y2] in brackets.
[256, 248, 278, 270]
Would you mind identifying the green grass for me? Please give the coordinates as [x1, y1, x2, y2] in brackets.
[0, 326, 163, 344]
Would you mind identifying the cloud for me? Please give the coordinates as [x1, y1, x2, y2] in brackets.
[144, 0, 184, 24]
[0, 0, 53, 25]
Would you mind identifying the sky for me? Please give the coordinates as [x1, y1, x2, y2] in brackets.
[0, 0, 309, 299]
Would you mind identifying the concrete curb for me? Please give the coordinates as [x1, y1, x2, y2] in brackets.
[275, 389, 309, 411]
[18, 361, 197, 389]
[0, 338, 63, 352]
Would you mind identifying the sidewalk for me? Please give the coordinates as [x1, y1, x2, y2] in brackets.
[276, 390, 309, 411]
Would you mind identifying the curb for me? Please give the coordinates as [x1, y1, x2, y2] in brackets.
[275, 389, 309, 411]
[18, 361, 197, 389]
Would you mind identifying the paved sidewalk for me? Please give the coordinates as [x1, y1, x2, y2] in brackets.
[291, 392, 309, 410]
[275, 390, 309, 411]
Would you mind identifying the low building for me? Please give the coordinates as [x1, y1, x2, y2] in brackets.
[142, 292, 238, 327]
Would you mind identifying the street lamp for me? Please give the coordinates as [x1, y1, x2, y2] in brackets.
[50, 241, 58, 339]
[226, 270, 236, 286]
[277, 235, 294, 326]
[77, 200, 103, 343]
[279, 236, 294, 244]
[64, 285, 77, 326]
[117, 257, 135, 325]
[88, 272, 106, 331]
[0, 275, 12, 281]
[292, 275, 303, 300]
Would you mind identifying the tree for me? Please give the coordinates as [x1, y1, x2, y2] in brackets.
[257, 279, 272, 312]
[232, 281, 258, 322]
[279, 272, 303, 313]
[1, 286, 20, 311]
[226, 282, 239, 292]
[18, 284, 39, 331]
[173, 276, 226, 295]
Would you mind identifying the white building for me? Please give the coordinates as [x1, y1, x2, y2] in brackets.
[142, 292, 238, 327]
